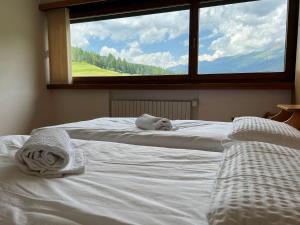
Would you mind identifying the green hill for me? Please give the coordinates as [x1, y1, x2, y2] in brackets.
[72, 62, 128, 77]
[71, 47, 173, 76]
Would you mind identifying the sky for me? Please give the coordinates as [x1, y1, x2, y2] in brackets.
[70, 0, 288, 70]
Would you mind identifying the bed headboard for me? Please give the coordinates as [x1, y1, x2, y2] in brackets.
[271, 104, 300, 130]
[110, 99, 193, 120]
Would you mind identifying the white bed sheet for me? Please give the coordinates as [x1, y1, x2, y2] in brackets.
[41, 118, 232, 151]
[0, 135, 222, 225]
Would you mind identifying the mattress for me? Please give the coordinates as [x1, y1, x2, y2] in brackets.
[41, 117, 232, 151]
[0, 135, 222, 225]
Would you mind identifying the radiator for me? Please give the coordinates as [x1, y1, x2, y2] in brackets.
[110, 100, 192, 120]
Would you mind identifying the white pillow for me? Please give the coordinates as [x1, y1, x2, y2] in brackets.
[208, 141, 300, 225]
[229, 116, 300, 149]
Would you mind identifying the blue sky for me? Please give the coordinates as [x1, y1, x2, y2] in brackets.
[70, 0, 287, 69]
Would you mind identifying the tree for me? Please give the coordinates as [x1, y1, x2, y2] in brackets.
[71, 47, 174, 75]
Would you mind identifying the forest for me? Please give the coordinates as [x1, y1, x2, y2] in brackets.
[72, 47, 173, 76]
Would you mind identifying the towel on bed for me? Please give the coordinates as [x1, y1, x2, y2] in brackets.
[15, 129, 85, 178]
[135, 114, 173, 131]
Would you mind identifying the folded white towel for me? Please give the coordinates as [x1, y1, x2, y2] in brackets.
[135, 114, 173, 131]
[15, 129, 85, 178]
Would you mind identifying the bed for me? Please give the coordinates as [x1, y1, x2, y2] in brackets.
[0, 116, 299, 225]
[0, 135, 221, 225]
[40, 117, 232, 152]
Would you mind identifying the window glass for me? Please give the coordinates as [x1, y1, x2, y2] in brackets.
[70, 10, 189, 77]
[198, 0, 288, 74]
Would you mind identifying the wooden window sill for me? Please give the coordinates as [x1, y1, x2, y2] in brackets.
[47, 82, 294, 90]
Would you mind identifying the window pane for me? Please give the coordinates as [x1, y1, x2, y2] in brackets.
[198, 0, 288, 74]
[70, 10, 189, 77]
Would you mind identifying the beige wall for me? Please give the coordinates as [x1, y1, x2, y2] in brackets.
[196, 90, 290, 121]
[0, 0, 109, 135]
[50, 89, 291, 124]
[48, 90, 109, 125]
[0, 0, 53, 135]
[111, 90, 291, 121]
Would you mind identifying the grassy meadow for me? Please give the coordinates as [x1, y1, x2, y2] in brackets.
[72, 62, 128, 77]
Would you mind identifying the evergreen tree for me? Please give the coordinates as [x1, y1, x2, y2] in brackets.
[71, 47, 174, 75]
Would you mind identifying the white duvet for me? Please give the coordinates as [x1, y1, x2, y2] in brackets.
[40, 118, 232, 151]
[0, 135, 222, 225]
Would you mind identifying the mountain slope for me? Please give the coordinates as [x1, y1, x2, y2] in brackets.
[198, 47, 285, 74]
[168, 64, 188, 74]
[72, 46, 285, 76]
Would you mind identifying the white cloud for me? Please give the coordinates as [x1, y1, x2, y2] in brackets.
[178, 54, 189, 65]
[99, 46, 121, 58]
[100, 42, 186, 68]
[198, 52, 223, 62]
[70, 0, 288, 64]
[70, 25, 90, 48]
[199, 0, 288, 61]
[71, 10, 189, 47]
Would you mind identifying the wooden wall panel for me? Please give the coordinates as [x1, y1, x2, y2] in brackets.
[47, 8, 71, 84]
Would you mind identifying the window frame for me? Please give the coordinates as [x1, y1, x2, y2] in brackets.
[63, 0, 299, 85]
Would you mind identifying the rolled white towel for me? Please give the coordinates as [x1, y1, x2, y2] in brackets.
[15, 129, 85, 178]
[135, 114, 173, 131]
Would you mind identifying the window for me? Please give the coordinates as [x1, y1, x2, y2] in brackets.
[198, 0, 288, 74]
[41, 0, 299, 86]
[70, 10, 190, 77]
